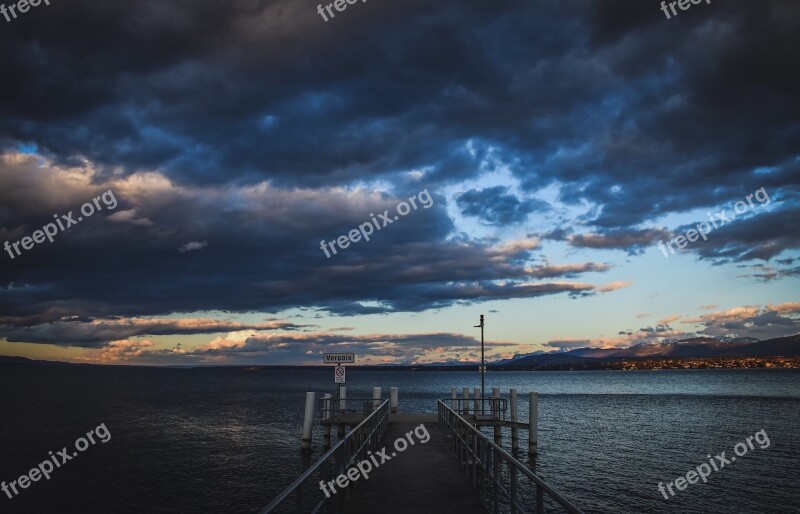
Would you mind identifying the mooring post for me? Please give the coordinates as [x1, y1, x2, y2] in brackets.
[390, 386, 398, 413]
[372, 386, 382, 410]
[451, 387, 457, 410]
[510, 388, 519, 449]
[528, 392, 538, 454]
[492, 387, 502, 444]
[301, 391, 315, 452]
[337, 387, 346, 439]
[322, 393, 332, 449]
[462, 387, 470, 415]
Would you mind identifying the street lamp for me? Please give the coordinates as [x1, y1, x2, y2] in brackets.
[474, 314, 484, 408]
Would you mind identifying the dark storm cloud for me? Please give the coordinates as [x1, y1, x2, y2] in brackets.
[0, 0, 798, 347]
[0, 318, 304, 346]
[674, 205, 800, 263]
[0, 159, 616, 340]
[456, 186, 547, 225]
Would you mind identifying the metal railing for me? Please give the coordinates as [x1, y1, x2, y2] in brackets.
[318, 397, 386, 420]
[261, 399, 390, 514]
[446, 397, 508, 421]
[437, 400, 583, 514]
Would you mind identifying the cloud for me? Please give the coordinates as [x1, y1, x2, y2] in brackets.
[456, 186, 547, 225]
[108, 208, 154, 226]
[683, 302, 800, 339]
[596, 281, 632, 293]
[178, 241, 208, 253]
[657, 314, 681, 325]
[566, 228, 671, 255]
[0, 317, 305, 347]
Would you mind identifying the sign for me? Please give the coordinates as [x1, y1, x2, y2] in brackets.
[324, 353, 355, 364]
[334, 365, 346, 384]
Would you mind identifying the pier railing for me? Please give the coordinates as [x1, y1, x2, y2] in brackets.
[261, 399, 390, 514]
[437, 400, 583, 514]
[318, 397, 387, 420]
[447, 397, 508, 421]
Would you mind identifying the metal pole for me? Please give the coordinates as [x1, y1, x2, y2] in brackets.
[474, 314, 485, 404]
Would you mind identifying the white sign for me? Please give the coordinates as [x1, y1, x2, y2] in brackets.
[334, 365, 346, 384]
[324, 353, 355, 364]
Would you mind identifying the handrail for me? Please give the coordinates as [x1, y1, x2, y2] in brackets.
[445, 397, 508, 420]
[437, 400, 583, 514]
[319, 397, 387, 420]
[261, 399, 390, 513]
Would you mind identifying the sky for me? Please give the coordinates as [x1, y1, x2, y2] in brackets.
[0, 0, 798, 366]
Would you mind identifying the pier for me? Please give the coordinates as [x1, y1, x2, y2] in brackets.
[261, 389, 583, 513]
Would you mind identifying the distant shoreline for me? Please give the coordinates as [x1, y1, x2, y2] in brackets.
[1, 355, 797, 371]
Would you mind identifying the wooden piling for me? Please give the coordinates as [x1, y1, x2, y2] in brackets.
[462, 387, 470, 415]
[473, 387, 480, 416]
[528, 392, 538, 454]
[301, 391, 315, 452]
[510, 389, 519, 449]
[450, 387, 457, 410]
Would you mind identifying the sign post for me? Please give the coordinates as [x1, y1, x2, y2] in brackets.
[334, 364, 346, 384]
[324, 353, 355, 415]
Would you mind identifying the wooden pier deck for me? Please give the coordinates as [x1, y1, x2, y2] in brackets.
[347, 414, 485, 514]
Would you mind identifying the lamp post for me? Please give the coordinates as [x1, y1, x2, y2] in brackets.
[474, 314, 485, 406]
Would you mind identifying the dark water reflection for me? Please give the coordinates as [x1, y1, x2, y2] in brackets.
[0, 366, 797, 513]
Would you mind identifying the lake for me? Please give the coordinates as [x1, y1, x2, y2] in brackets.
[0, 366, 797, 513]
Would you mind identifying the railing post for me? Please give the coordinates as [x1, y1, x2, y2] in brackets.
[492, 387, 501, 445]
[493, 445, 500, 514]
[337, 387, 346, 439]
[322, 393, 332, 449]
[510, 463, 518, 513]
[536, 483, 544, 514]
[510, 388, 519, 450]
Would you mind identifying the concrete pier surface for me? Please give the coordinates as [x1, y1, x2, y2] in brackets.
[348, 415, 485, 514]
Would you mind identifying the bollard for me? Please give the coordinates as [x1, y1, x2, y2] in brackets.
[474, 388, 480, 417]
[510, 389, 519, 449]
[390, 387, 399, 413]
[322, 393, 332, 449]
[451, 387, 457, 410]
[372, 387, 382, 410]
[492, 387, 502, 444]
[337, 387, 346, 439]
[529, 392, 538, 454]
[301, 391, 315, 452]
[462, 387, 470, 415]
